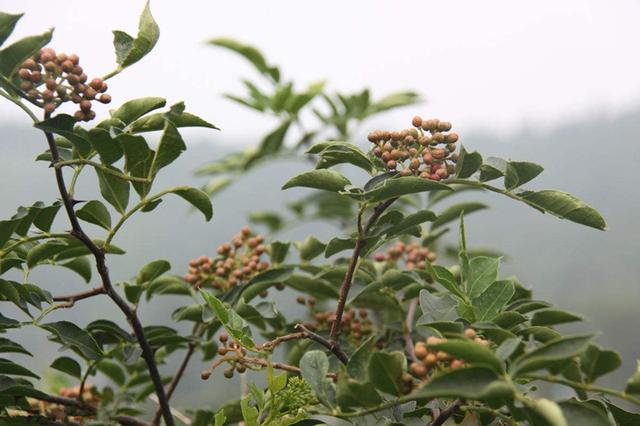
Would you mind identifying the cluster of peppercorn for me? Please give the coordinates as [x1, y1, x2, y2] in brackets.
[17, 47, 111, 120]
[409, 329, 490, 380]
[184, 226, 271, 292]
[368, 116, 459, 181]
[202, 333, 248, 379]
[296, 298, 374, 344]
[373, 241, 437, 270]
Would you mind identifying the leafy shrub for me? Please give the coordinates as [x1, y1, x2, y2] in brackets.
[0, 4, 636, 426]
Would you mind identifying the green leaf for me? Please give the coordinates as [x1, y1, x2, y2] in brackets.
[33, 202, 61, 232]
[254, 120, 291, 158]
[300, 350, 335, 408]
[241, 267, 293, 302]
[515, 189, 606, 230]
[160, 187, 211, 221]
[137, 259, 170, 284]
[0, 217, 21, 248]
[607, 402, 640, 425]
[427, 264, 466, 300]
[269, 240, 290, 264]
[26, 240, 68, 267]
[87, 128, 123, 165]
[0, 358, 39, 378]
[558, 400, 611, 426]
[418, 289, 459, 323]
[87, 319, 133, 344]
[214, 410, 227, 426]
[0, 29, 53, 77]
[112, 1, 159, 68]
[0, 338, 31, 356]
[383, 209, 436, 238]
[284, 274, 338, 299]
[336, 370, 382, 409]
[41, 321, 104, 360]
[96, 359, 126, 386]
[524, 398, 567, 426]
[299, 236, 326, 262]
[473, 279, 515, 321]
[531, 309, 583, 327]
[208, 38, 279, 82]
[467, 256, 500, 299]
[249, 211, 283, 233]
[149, 120, 186, 178]
[368, 90, 421, 114]
[511, 334, 594, 377]
[282, 169, 351, 192]
[493, 311, 528, 329]
[431, 202, 488, 230]
[413, 366, 512, 401]
[33, 114, 92, 155]
[359, 176, 452, 203]
[347, 336, 376, 382]
[455, 145, 483, 179]
[479, 157, 507, 182]
[625, 361, 640, 394]
[128, 111, 219, 133]
[61, 257, 92, 283]
[200, 290, 255, 349]
[146, 275, 190, 300]
[496, 337, 522, 361]
[308, 141, 373, 173]
[286, 80, 325, 113]
[76, 200, 112, 230]
[430, 339, 503, 373]
[110, 97, 166, 126]
[50, 356, 81, 379]
[368, 351, 405, 396]
[580, 345, 621, 384]
[504, 161, 544, 190]
[324, 237, 355, 257]
[95, 167, 130, 214]
[0, 12, 23, 47]
[0, 313, 19, 329]
[240, 395, 260, 426]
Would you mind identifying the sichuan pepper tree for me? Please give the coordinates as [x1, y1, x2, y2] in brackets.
[2, 4, 640, 426]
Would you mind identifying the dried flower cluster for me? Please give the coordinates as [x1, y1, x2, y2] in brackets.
[184, 226, 270, 291]
[373, 241, 437, 270]
[17, 47, 110, 120]
[368, 116, 459, 180]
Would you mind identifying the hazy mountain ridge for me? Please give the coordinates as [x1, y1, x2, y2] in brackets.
[0, 105, 638, 406]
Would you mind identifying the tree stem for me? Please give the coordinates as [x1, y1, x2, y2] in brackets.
[329, 198, 397, 345]
[40, 117, 175, 426]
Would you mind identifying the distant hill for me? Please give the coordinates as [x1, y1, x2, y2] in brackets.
[1, 106, 638, 407]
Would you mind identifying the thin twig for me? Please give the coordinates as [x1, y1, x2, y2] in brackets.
[52, 286, 105, 303]
[404, 298, 419, 362]
[241, 356, 337, 379]
[329, 198, 397, 344]
[295, 324, 349, 364]
[260, 331, 307, 351]
[40, 115, 175, 426]
[150, 338, 198, 426]
[523, 373, 640, 406]
[29, 393, 149, 426]
[429, 399, 464, 426]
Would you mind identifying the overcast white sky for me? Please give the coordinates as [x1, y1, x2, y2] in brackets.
[1, 0, 640, 144]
